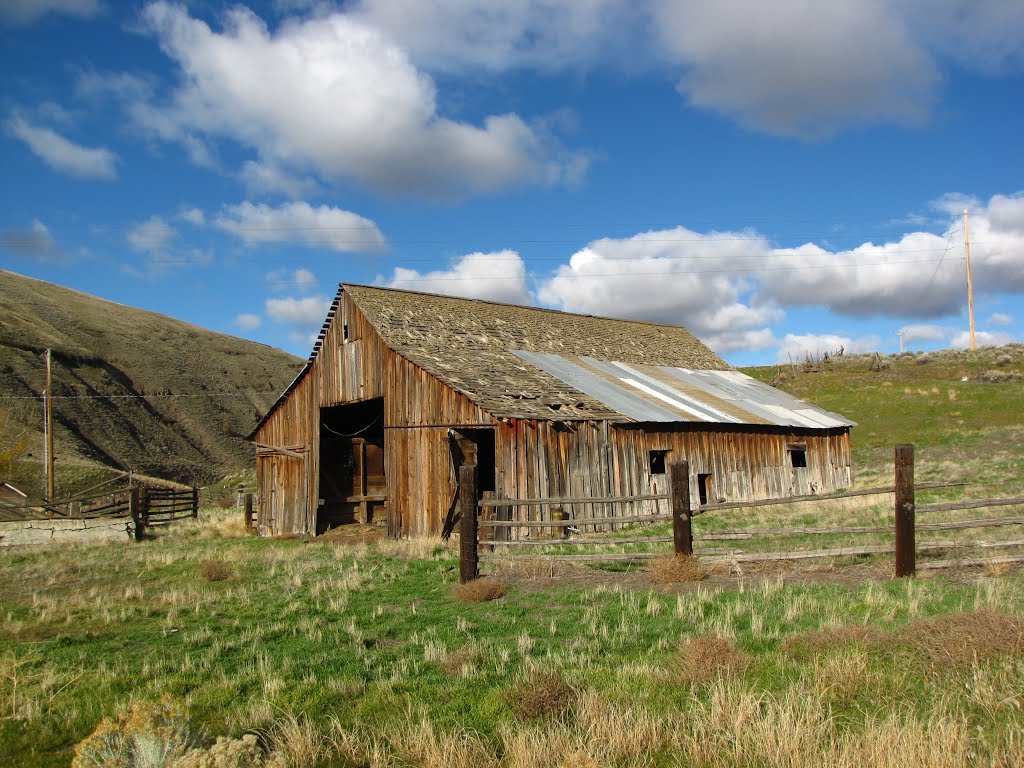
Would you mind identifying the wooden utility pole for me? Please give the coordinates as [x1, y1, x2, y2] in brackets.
[964, 209, 977, 351]
[45, 348, 54, 501]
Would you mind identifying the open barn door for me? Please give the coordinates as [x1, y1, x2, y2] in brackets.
[317, 398, 385, 533]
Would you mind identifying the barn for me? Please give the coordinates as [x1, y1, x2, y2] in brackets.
[251, 284, 854, 538]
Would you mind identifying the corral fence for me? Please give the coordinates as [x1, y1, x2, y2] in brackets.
[4, 472, 200, 539]
[458, 444, 1024, 583]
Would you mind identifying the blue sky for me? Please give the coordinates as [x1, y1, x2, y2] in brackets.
[2, 1, 1023, 365]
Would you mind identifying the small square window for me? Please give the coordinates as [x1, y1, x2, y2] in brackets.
[788, 444, 807, 468]
[697, 473, 712, 505]
[649, 450, 668, 475]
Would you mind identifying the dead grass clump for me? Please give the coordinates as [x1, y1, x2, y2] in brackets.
[199, 559, 232, 582]
[215, 497, 235, 510]
[511, 670, 576, 721]
[440, 648, 477, 676]
[670, 634, 749, 684]
[453, 577, 506, 603]
[646, 555, 708, 583]
[782, 624, 895, 659]
[906, 610, 1024, 668]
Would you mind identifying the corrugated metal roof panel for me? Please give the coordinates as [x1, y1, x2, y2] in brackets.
[509, 351, 855, 429]
[511, 351, 681, 422]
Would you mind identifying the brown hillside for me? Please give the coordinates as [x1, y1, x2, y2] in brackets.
[0, 269, 303, 496]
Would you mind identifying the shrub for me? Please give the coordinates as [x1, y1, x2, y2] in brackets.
[72, 696, 199, 768]
[176, 735, 263, 768]
[669, 634, 749, 685]
[215, 498, 235, 510]
[453, 577, 506, 603]
[646, 555, 708, 584]
[199, 560, 232, 582]
[511, 670, 576, 721]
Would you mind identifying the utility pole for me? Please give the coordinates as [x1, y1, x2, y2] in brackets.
[964, 209, 977, 351]
[45, 348, 54, 501]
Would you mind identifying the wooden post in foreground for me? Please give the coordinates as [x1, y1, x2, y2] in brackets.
[894, 444, 916, 577]
[191, 486, 200, 519]
[671, 461, 693, 556]
[459, 463, 479, 583]
[130, 487, 144, 542]
[244, 492, 255, 531]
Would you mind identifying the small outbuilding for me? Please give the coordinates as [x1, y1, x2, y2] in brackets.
[251, 285, 854, 538]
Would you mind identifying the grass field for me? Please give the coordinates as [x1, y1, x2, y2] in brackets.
[2, 345, 1023, 767]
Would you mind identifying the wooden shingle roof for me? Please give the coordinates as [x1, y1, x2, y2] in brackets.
[344, 284, 729, 420]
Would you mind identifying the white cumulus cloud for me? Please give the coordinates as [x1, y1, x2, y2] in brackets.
[266, 295, 331, 326]
[214, 202, 387, 253]
[0, 219, 61, 261]
[7, 116, 118, 179]
[137, 2, 579, 199]
[267, 267, 319, 294]
[776, 333, 880, 363]
[384, 251, 532, 305]
[951, 330, 1015, 349]
[126, 216, 178, 253]
[233, 313, 262, 330]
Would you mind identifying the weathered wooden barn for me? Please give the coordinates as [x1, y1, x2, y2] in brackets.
[251, 285, 854, 538]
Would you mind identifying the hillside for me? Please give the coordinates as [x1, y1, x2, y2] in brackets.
[743, 344, 1024, 491]
[0, 269, 304, 496]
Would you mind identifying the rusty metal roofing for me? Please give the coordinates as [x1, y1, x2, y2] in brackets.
[512, 351, 855, 428]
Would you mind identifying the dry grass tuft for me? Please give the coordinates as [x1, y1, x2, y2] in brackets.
[199, 559, 232, 582]
[782, 624, 895, 659]
[906, 610, 1024, 668]
[439, 648, 477, 677]
[670, 634, 749, 684]
[511, 670, 577, 721]
[646, 555, 709, 583]
[453, 577, 506, 603]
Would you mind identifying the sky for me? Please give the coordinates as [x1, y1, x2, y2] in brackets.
[1, 1, 1023, 366]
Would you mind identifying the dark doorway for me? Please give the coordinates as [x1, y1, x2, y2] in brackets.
[443, 428, 496, 538]
[697, 473, 712, 506]
[317, 398, 385, 533]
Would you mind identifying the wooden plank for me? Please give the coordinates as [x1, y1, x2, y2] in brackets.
[479, 493, 670, 508]
[700, 517, 1024, 538]
[489, 536, 674, 547]
[918, 497, 1024, 513]
[481, 513, 673, 528]
[695, 481, 962, 514]
[919, 556, 1024, 570]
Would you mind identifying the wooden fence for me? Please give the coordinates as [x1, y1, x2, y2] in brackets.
[8, 478, 200, 540]
[458, 444, 1024, 583]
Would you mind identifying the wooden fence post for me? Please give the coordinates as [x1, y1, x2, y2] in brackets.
[192, 486, 200, 519]
[244, 492, 255, 531]
[671, 461, 693, 556]
[894, 444, 916, 577]
[130, 487, 144, 541]
[459, 463, 479, 583]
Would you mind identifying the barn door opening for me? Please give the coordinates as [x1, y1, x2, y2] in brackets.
[443, 428, 496, 538]
[317, 398, 385, 533]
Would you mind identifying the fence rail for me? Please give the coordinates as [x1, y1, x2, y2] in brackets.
[457, 445, 1023, 583]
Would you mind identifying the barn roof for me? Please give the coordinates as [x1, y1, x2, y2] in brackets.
[256, 284, 854, 429]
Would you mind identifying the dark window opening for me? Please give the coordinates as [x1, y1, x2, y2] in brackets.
[697, 473, 712, 505]
[343, 323, 349, 340]
[649, 450, 668, 475]
[788, 444, 808, 468]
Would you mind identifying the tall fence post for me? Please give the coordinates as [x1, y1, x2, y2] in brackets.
[244, 492, 255, 531]
[459, 463, 479, 583]
[894, 444, 916, 577]
[191, 486, 200, 519]
[130, 487, 144, 541]
[671, 460, 693, 556]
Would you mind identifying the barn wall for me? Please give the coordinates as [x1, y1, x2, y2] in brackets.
[255, 290, 494, 536]
[491, 420, 851, 530]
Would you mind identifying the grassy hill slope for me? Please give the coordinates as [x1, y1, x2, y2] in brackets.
[743, 345, 1024, 492]
[0, 269, 304, 495]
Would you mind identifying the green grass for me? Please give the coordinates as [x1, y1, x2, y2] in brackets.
[2, 511, 1024, 767]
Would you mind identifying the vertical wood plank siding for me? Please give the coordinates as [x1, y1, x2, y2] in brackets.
[255, 289, 852, 538]
[255, 292, 493, 537]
